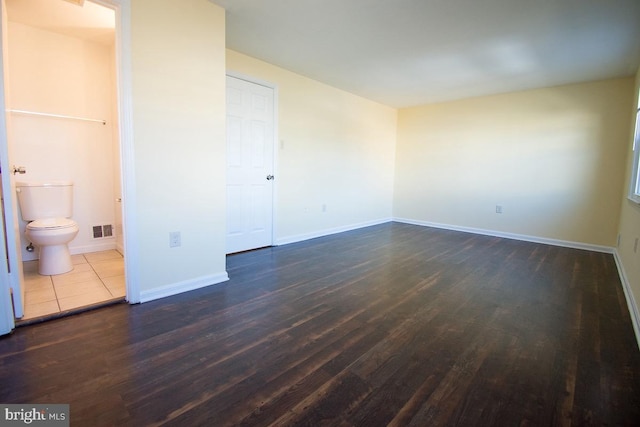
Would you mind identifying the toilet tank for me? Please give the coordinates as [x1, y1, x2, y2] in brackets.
[15, 181, 74, 221]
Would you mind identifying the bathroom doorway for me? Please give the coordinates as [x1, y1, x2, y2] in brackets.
[0, 0, 130, 323]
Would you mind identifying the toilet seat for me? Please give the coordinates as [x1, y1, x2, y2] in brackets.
[27, 218, 77, 230]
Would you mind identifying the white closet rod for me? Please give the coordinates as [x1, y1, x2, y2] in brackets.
[7, 109, 106, 125]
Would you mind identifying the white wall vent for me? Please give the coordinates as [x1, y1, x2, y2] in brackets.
[92, 224, 114, 239]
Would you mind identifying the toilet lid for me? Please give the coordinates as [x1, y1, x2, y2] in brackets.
[27, 218, 77, 230]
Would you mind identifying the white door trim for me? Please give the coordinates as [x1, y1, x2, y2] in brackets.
[100, 0, 140, 304]
[0, 0, 14, 334]
[226, 70, 279, 250]
[0, 0, 21, 333]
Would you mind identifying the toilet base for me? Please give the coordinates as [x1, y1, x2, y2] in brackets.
[38, 244, 73, 276]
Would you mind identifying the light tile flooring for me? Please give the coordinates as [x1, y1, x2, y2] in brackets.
[21, 250, 125, 320]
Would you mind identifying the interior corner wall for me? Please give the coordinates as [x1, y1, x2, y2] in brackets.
[130, 0, 227, 294]
[617, 67, 640, 331]
[394, 78, 634, 247]
[226, 50, 397, 243]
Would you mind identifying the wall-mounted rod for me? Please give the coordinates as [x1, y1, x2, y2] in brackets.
[7, 109, 106, 125]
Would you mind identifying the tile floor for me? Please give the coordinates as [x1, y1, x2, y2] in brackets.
[21, 250, 125, 320]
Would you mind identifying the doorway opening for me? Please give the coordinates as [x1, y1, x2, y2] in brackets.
[2, 0, 127, 323]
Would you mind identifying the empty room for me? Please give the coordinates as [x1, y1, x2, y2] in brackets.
[1, 0, 640, 425]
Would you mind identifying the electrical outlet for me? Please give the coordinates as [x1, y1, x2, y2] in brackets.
[495, 205, 503, 214]
[169, 231, 181, 248]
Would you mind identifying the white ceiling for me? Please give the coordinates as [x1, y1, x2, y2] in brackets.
[5, 0, 114, 46]
[212, 0, 640, 107]
[5, 0, 639, 108]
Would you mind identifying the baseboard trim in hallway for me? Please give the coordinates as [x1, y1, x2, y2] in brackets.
[614, 250, 640, 350]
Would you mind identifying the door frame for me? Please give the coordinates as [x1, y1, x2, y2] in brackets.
[0, 0, 24, 320]
[0, 0, 13, 333]
[0, 0, 139, 335]
[225, 71, 279, 252]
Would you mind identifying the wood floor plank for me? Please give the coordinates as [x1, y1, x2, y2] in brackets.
[1, 222, 639, 426]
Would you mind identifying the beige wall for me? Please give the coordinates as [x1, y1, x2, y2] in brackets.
[394, 78, 634, 247]
[7, 22, 118, 260]
[226, 50, 397, 243]
[617, 67, 640, 332]
[131, 0, 227, 293]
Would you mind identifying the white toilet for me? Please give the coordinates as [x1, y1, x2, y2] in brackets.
[16, 181, 79, 275]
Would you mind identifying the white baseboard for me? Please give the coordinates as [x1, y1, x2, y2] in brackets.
[139, 272, 229, 303]
[70, 241, 118, 255]
[275, 218, 392, 246]
[613, 251, 640, 350]
[393, 217, 615, 253]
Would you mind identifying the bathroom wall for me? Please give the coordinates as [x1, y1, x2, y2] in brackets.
[110, 44, 123, 254]
[6, 21, 118, 260]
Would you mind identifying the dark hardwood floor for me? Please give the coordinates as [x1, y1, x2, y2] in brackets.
[1, 222, 639, 426]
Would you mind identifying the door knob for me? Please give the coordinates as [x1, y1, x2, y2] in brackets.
[266, 175, 274, 181]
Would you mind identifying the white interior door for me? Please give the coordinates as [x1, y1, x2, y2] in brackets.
[0, 169, 19, 335]
[0, 166, 25, 320]
[226, 75, 275, 254]
[0, 0, 23, 324]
